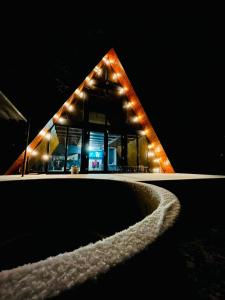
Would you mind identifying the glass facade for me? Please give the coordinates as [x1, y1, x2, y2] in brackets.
[88, 131, 104, 171]
[108, 134, 122, 172]
[48, 126, 66, 172]
[66, 128, 82, 173]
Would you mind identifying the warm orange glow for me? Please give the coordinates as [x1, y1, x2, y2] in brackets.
[64, 102, 70, 108]
[155, 146, 161, 153]
[148, 143, 154, 149]
[27, 146, 32, 153]
[118, 86, 128, 95]
[31, 150, 38, 156]
[5, 48, 174, 175]
[86, 79, 95, 87]
[112, 73, 118, 81]
[153, 158, 161, 163]
[45, 133, 51, 140]
[152, 167, 161, 173]
[42, 154, 49, 161]
[147, 151, 155, 158]
[39, 129, 46, 137]
[58, 117, 66, 124]
[107, 48, 174, 173]
[132, 116, 139, 123]
[123, 102, 133, 109]
[68, 105, 74, 112]
[64, 102, 74, 112]
[53, 113, 60, 120]
[75, 89, 86, 99]
[164, 159, 170, 166]
[103, 56, 110, 65]
[94, 66, 102, 76]
[140, 130, 147, 136]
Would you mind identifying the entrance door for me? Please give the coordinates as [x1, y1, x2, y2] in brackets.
[88, 131, 105, 171]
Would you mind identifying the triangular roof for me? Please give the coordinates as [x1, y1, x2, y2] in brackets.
[6, 49, 174, 174]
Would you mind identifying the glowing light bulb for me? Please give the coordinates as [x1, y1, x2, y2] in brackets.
[87, 79, 95, 87]
[117, 86, 128, 95]
[64, 102, 70, 108]
[148, 143, 154, 149]
[58, 117, 66, 124]
[39, 129, 46, 136]
[103, 57, 110, 65]
[42, 154, 49, 161]
[147, 151, 155, 158]
[31, 150, 38, 156]
[112, 73, 117, 81]
[123, 102, 132, 109]
[152, 167, 160, 173]
[45, 133, 51, 140]
[68, 105, 74, 112]
[53, 113, 60, 120]
[164, 160, 170, 166]
[74, 89, 86, 99]
[153, 158, 161, 163]
[132, 116, 139, 123]
[155, 146, 161, 153]
[94, 66, 102, 76]
[26, 146, 32, 153]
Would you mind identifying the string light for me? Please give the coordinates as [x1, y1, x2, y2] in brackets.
[64, 102, 70, 108]
[112, 72, 121, 81]
[53, 113, 60, 120]
[39, 129, 46, 137]
[74, 89, 86, 99]
[140, 130, 146, 136]
[45, 133, 51, 140]
[164, 159, 170, 166]
[117, 86, 128, 95]
[86, 78, 95, 87]
[155, 146, 161, 153]
[132, 116, 139, 123]
[153, 158, 161, 163]
[103, 57, 110, 65]
[152, 167, 161, 173]
[27, 146, 38, 156]
[112, 73, 117, 81]
[68, 105, 74, 112]
[94, 66, 102, 76]
[64, 102, 74, 112]
[147, 151, 155, 158]
[31, 150, 38, 156]
[148, 143, 154, 149]
[42, 154, 49, 161]
[26, 146, 32, 153]
[58, 117, 66, 124]
[123, 102, 133, 109]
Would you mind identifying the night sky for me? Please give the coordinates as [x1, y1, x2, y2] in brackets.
[1, 14, 224, 174]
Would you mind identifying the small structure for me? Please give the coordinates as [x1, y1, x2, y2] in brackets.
[6, 49, 174, 174]
[0, 91, 27, 174]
